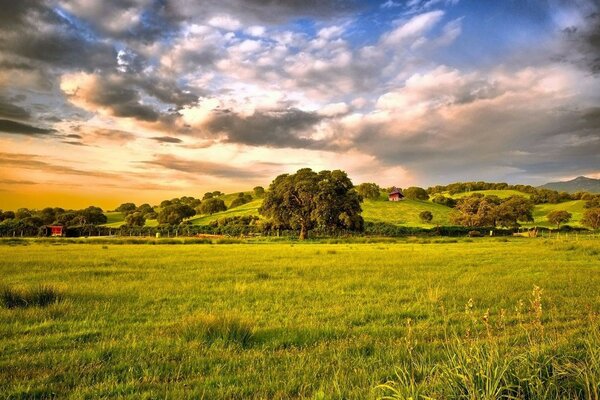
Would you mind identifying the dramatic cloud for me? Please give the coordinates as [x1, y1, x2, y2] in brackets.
[205, 108, 325, 148]
[1, 0, 599, 207]
[0, 119, 56, 136]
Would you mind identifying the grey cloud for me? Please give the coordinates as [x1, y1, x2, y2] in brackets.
[562, 11, 600, 74]
[351, 105, 600, 184]
[0, 100, 31, 120]
[83, 75, 161, 122]
[0, 119, 55, 136]
[144, 154, 268, 179]
[0, 3, 117, 72]
[151, 136, 183, 143]
[206, 108, 325, 148]
[169, 0, 363, 25]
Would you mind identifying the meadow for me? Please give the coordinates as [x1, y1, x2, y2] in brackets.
[1, 237, 599, 399]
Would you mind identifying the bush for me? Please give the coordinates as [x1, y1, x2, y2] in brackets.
[403, 187, 429, 200]
[179, 314, 254, 347]
[1, 285, 63, 308]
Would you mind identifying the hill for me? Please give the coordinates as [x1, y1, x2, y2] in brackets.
[539, 176, 600, 193]
[103, 188, 589, 229]
[449, 189, 531, 199]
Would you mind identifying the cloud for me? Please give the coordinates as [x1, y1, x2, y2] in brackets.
[205, 108, 326, 148]
[381, 10, 444, 46]
[144, 154, 271, 179]
[0, 152, 117, 179]
[562, 11, 600, 74]
[60, 73, 162, 122]
[0, 119, 56, 136]
[0, 96, 31, 120]
[150, 136, 183, 143]
[0, 178, 38, 185]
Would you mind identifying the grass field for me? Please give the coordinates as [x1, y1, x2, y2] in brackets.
[1, 238, 599, 398]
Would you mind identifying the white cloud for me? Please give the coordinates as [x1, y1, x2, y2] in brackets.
[208, 15, 242, 31]
[382, 10, 444, 46]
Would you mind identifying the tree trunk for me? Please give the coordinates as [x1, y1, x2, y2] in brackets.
[299, 225, 308, 240]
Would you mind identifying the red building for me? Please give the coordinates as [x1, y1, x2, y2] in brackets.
[47, 225, 64, 237]
[388, 187, 404, 201]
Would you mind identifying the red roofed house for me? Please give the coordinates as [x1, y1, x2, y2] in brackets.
[388, 187, 404, 201]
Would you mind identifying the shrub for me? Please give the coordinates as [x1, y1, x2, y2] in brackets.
[179, 314, 254, 347]
[1, 285, 63, 308]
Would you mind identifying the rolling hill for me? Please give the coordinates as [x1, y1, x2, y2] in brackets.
[103, 188, 589, 229]
[539, 176, 600, 193]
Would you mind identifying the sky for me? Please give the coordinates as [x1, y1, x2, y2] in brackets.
[0, 0, 599, 209]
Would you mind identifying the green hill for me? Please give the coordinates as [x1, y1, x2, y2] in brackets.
[361, 198, 452, 227]
[525, 200, 586, 228]
[450, 190, 531, 199]
[103, 189, 588, 229]
[189, 199, 263, 225]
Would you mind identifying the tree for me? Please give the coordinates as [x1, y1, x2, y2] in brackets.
[259, 168, 363, 240]
[253, 186, 265, 197]
[202, 192, 214, 200]
[79, 206, 108, 225]
[419, 210, 433, 223]
[432, 195, 457, 208]
[125, 211, 146, 227]
[116, 203, 137, 214]
[199, 198, 227, 215]
[15, 208, 32, 220]
[547, 210, 572, 229]
[230, 193, 253, 208]
[403, 187, 429, 200]
[157, 204, 196, 225]
[136, 203, 154, 215]
[493, 196, 534, 228]
[1, 210, 15, 221]
[582, 208, 600, 229]
[356, 183, 381, 200]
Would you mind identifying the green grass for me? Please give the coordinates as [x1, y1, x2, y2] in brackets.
[1, 238, 599, 398]
[362, 198, 452, 227]
[103, 212, 125, 227]
[189, 199, 264, 225]
[525, 200, 586, 228]
[449, 189, 532, 199]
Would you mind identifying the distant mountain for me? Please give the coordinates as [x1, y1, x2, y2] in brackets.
[539, 176, 600, 193]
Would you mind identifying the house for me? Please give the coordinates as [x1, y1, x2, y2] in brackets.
[388, 187, 404, 201]
[46, 225, 65, 237]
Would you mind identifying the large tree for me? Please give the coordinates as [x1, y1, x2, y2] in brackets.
[259, 168, 363, 240]
[355, 183, 381, 200]
[547, 210, 572, 229]
[157, 204, 196, 225]
[125, 212, 146, 227]
[199, 198, 227, 215]
[403, 187, 429, 200]
[450, 195, 533, 228]
[582, 208, 600, 230]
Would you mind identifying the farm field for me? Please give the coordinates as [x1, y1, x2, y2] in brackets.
[1, 238, 599, 399]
